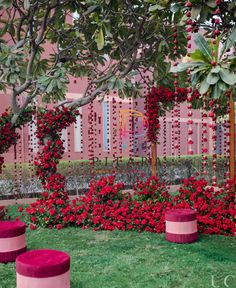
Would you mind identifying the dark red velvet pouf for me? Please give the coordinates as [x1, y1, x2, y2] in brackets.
[165, 209, 198, 244]
[16, 249, 70, 288]
[0, 221, 26, 263]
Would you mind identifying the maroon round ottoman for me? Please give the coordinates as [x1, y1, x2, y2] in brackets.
[165, 209, 198, 243]
[0, 221, 26, 263]
[16, 249, 70, 288]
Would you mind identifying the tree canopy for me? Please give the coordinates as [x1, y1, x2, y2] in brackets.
[0, 0, 235, 122]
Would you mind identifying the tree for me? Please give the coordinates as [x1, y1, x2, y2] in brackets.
[0, 0, 234, 178]
[0, 0, 188, 123]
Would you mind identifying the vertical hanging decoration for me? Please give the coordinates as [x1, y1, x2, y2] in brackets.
[209, 103, 217, 186]
[106, 93, 111, 173]
[118, 100, 123, 161]
[208, 2, 222, 186]
[224, 105, 230, 184]
[142, 76, 149, 163]
[163, 112, 167, 179]
[13, 143, 18, 203]
[79, 108, 85, 192]
[112, 97, 118, 175]
[88, 99, 94, 177]
[201, 95, 208, 176]
[28, 120, 33, 194]
[18, 128, 23, 197]
[134, 99, 139, 157]
[172, 25, 181, 159]
[185, 1, 194, 157]
[229, 91, 235, 181]
[67, 128, 72, 190]
[128, 95, 134, 179]
[33, 106, 38, 196]
[171, 102, 175, 157]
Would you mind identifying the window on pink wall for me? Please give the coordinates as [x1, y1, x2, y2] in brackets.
[74, 109, 82, 152]
[61, 128, 68, 152]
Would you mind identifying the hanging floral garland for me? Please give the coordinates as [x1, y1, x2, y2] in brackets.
[145, 86, 199, 143]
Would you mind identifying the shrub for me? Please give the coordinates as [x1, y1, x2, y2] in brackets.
[173, 177, 236, 235]
[17, 176, 235, 236]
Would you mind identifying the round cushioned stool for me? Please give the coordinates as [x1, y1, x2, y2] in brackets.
[165, 209, 198, 243]
[0, 221, 26, 263]
[16, 249, 70, 288]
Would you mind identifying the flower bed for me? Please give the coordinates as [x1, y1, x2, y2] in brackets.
[15, 176, 235, 236]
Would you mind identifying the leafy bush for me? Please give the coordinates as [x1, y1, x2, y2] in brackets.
[173, 177, 236, 235]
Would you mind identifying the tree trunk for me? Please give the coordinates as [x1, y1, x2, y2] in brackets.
[229, 92, 235, 181]
[151, 142, 157, 177]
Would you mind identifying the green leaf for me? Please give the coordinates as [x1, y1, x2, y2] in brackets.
[206, 73, 219, 85]
[194, 34, 212, 60]
[191, 6, 201, 19]
[96, 28, 104, 50]
[170, 62, 203, 73]
[190, 49, 210, 63]
[115, 79, 124, 90]
[82, 5, 99, 16]
[219, 69, 236, 85]
[107, 76, 116, 90]
[170, 3, 181, 13]
[218, 80, 228, 92]
[46, 82, 53, 93]
[0, 23, 8, 37]
[212, 83, 220, 99]
[211, 65, 221, 73]
[191, 73, 198, 87]
[205, 0, 216, 8]
[149, 5, 163, 12]
[23, 0, 30, 9]
[220, 27, 236, 60]
[199, 78, 210, 95]
[229, 57, 236, 70]
[191, 65, 209, 75]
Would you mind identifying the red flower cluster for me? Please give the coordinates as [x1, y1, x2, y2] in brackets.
[34, 106, 79, 190]
[23, 106, 80, 228]
[173, 177, 236, 235]
[22, 175, 235, 235]
[0, 109, 33, 173]
[145, 86, 199, 143]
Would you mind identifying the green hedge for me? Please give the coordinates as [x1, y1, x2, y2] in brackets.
[0, 155, 228, 183]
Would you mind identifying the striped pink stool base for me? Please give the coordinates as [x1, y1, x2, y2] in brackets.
[165, 209, 198, 243]
[16, 271, 70, 288]
[16, 249, 70, 288]
[0, 221, 26, 263]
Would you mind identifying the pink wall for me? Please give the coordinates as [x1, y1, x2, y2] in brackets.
[0, 83, 222, 165]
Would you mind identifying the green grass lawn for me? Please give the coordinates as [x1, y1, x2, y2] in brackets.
[0, 206, 235, 288]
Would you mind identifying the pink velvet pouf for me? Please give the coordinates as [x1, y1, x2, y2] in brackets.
[165, 209, 198, 244]
[0, 221, 26, 263]
[16, 249, 70, 288]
